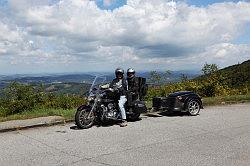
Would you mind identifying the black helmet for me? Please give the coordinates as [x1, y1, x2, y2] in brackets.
[115, 68, 124, 79]
[127, 68, 135, 79]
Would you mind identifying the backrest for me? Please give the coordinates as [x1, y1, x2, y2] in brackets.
[138, 77, 148, 99]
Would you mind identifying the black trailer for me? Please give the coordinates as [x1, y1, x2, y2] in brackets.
[152, 91, 203, 116]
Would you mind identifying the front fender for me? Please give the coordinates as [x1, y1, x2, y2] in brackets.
[77, 105, 92, 111]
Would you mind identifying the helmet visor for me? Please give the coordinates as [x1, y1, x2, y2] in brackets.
[116, 72, 123, 78]
[127, 72, 135, 78]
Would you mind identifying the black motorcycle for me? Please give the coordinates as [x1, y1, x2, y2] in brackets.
[75, 76, 147, 129]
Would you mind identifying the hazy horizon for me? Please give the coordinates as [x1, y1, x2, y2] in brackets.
[0, 69, 202, 76]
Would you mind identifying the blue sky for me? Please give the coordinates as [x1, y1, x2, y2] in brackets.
[95, 0, 127, 10]
[95, 0, 250, 8]
[186, 0, 248, 6]
[0, 0, 250, 74]
[234, 22, 250, 44]
[2, 0, 248, 7]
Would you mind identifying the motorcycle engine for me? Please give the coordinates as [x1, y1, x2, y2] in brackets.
[106, 103, 118, 118]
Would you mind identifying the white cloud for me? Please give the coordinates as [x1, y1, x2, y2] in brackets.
[0, 21, 24, 57]
[0, 0, 250, 73]
[200, 43, 250, 66]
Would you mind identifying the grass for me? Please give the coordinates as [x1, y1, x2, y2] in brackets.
[202, 94, 250, 106]
[0, 108, 76, 122]
[0, 94, 250, 122]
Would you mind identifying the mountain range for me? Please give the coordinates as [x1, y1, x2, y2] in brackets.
[0, 70, 200, 89]
[1, 59, 249, 95]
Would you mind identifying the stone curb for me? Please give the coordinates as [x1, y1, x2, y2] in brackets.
[0, 112, 161, 133]
[0, 116, 74, 133]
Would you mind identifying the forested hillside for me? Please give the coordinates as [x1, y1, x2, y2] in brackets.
[146, 60, 250, 100]
[195, 60, 250, 90]
[218, 60, 250, 88]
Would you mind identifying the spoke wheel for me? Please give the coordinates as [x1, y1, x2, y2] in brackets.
[187, 100, 200, 116]
[75, 108, 95, 129]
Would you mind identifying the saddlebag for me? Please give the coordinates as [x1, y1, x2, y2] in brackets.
[133, 101, 147, 113]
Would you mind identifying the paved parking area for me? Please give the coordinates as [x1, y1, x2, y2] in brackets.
[0, 103, 249, 166]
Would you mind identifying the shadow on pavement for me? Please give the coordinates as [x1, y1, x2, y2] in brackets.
[127, 117, 142, 122]
[70, 118, 142, 130]
[143, 111, 191, 118]
[158, 111, 190, 117]
[70, 126, 81, 130]
[144, 113, 163, 118]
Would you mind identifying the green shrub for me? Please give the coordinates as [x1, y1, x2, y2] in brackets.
[1, 82, 37, 115]
[53, 94, 86, 109]
[145, 74, 249, 100]
[0, 82, 87, 116]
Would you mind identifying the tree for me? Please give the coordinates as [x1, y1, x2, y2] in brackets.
[149, 71, 161, 85]
[2, 82, 37, 114]
[149, 70, 172, 85]
[180, 73, 188, 82]
[162, 70, 172, 83]
[202, 63, 219, 75]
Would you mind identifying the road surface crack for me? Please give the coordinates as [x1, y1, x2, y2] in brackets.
[18, 132, 115, 166]
[18, 132, 88, 158]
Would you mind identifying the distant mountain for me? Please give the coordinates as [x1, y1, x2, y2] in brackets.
[1, 74, 95, 83]
[0, 70, 200, 84]
[42, 82, 91, 96]
[0, 70, 200, 93]
[138, 70, 200, 84]
[0, 74, 94, 90]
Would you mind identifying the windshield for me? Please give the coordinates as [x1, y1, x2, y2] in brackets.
[89, 76, 107, 95]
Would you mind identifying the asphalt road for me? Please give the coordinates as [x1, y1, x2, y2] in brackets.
[0, 103, 250, 166]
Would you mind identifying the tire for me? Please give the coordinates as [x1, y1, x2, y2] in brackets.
[186, 100, 200, 116]
[75, 107, 95, 129]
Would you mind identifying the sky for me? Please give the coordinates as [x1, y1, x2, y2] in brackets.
[0, 0, 250, 74]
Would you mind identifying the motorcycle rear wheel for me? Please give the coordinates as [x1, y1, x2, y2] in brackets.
[75, 108, 95, 129]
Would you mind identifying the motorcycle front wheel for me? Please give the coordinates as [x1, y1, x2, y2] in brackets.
[75, 107, 95, 129]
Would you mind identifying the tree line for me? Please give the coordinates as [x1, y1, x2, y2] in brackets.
[146, 63, 250, 100]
